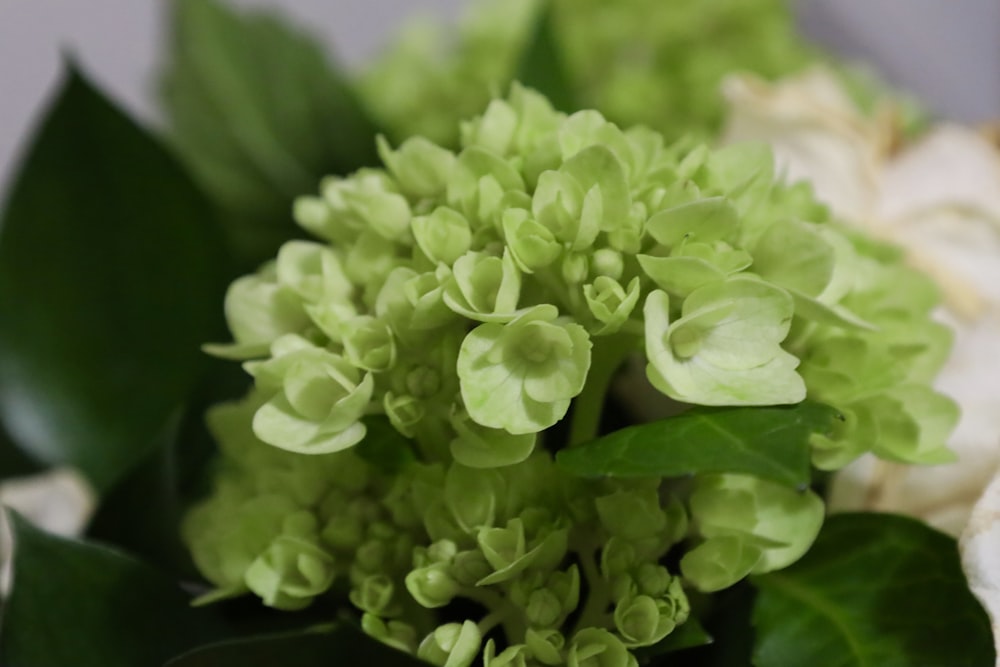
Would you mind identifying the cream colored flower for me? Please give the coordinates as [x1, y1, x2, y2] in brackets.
[0, 468, 95, 595]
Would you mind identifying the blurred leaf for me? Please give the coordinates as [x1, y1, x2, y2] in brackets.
[161, 0, 383, 266]
[0, 419, 42, 480]
[164, 625, 426, 667]
[752, 513, 995, 667]
[0, 511, 230, 667]
[557, 402, 840, 488]
[0, 68, 229, 493]
[514, 0, 579, 113]
[86, 360, 251, 576]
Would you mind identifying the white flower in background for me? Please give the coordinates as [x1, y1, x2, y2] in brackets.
[721, 66, 1000, 652]
[0, 468, 95, 595]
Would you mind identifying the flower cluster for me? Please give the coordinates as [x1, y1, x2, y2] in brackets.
[184, 85, 955, 665]
[359, 0, 815, 147]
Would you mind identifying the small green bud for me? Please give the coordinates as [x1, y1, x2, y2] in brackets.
[417, 621, 482, 667]
[484, 641, 531, 667]
[350, 573, 397, 615]
[321, 513, 364, 552]
[527, 588, 564, 628]
[445, 464, 502, 534]
[613, 594, 678, 648]
[412, 206, 473, 266]
[633, 563, 672, 598]
[525, 628, 566, 666]
[583, 276, 641, 335]
[451, 549, 493, 586]
[680, 535, 762, 593]
[567, 628, 630, 667]
[405, 563, 461, 608]
[377, 135, 456, 198]
[562, 252, 590, 285]
[591, 248, 624, 280]
[501, 208, 562, 273]
[243, 535, 335, 610]
[342, 315, 396, 372]
[362, 613, 419, 654]
[595, 489, 667, 541]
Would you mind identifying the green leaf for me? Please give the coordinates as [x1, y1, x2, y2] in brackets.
[164, 625, 427, 667]
[752, 513, 995, 667]
[634, 617, 713, 663]
[0, 511, 229, 667]
[556, 401, 840, 487]
[0, 69, 228, 493]
[513, 0, 578, 113]
[161, 0, 382, 265]
[0, 419, 42, 481]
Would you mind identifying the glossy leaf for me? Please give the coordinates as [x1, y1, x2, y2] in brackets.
[0, 512, 229, 667]
[161, 0, 382, 265]
[752, 513, 995, 667]
[0, 69, 228, 492]
[556, 402, 840, 487]
[164, 625, 427, 667]
[514, 0, 578, 113]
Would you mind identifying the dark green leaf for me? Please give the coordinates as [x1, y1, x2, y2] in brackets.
[636, 617, 712, 664]
[164, 625, 426, 667]
[665, 583, 756, 667]
[358, 416, 416, 474]
[86, 361, 251, 576]
[0, 419, 42, 480]
[0, 511, 230, 667]
[514, 0, 579, 113]
[752, 513, 995, 667]
[161, 0, 383, 265]
[0, 69, 228, 493]
[556, 401, 839, 488]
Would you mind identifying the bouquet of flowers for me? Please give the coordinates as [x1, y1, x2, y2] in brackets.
[1, 1, 997, 666]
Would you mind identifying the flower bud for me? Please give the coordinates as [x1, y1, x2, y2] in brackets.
[350, 573, 396, 615]
[412, 206, 473, 266]
[405, 563, 461, 608]
[342, 315, 396, 372]
[243, 535, 335, 610]
[484, 640, 531, 667]
[613, 594, 677, 648]
[451, 549, 493, 586]
[591, 248, 624, 280]
[362, 613, 418, 654]
[525, 628, 565, 666]
[417, 621, 482, 667]
[377, 135, 456, 198]
[567, 628, 630, 667]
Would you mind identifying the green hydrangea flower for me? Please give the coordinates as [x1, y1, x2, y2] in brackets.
[358, 0, 816, 146]
[186, 84, 956, 666]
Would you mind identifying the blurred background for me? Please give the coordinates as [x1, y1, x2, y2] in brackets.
[1, 0, 999, 192]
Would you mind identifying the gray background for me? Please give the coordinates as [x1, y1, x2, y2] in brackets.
[1, 0, 999, 191]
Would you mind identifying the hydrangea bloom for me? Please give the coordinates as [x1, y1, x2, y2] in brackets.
[358, 0, 815, 146]
[184, 86, 955, 666]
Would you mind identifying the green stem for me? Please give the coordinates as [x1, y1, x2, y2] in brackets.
[573, 546, 614, 635]
[568, 333, 637, 447]
[461, 586, 527, 643]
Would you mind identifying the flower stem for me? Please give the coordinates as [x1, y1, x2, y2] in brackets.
[568, 333, 636, 447]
